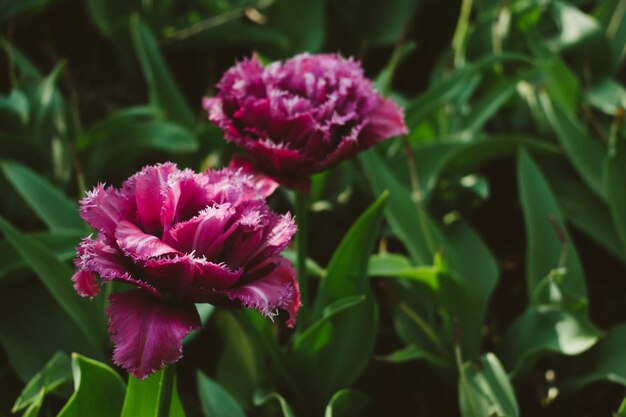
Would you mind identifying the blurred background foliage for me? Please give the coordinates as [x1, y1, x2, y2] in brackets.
[1, 0, 626, 416]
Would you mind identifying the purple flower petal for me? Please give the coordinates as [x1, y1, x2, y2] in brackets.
[228, 155, 279, 198]
[115, 220, 179, 259]
[72, 270, 100, 298]
[132, 163, 177, 236]
[80, 184, 130, 236]
[107, 290, 201, 379]
[168, 204, 236, 257]
[222, 258, 300, 327]
[359, 97, 408, 147]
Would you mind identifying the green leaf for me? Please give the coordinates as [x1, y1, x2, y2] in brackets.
[368, 253, 439, 288]
[499, 305, 601, 376]
[605, 138, 626, 258]
[0, 230, 83, 281]
[616, 396, 626, 417]
[266, 0, 325, 54]
[459, 353, 519, 417]
[587, 79, 626, 115]
[460, 77, 520, 135]
[540, 93, 606, 198]
[293, 193, 387, 406]
[0, 89, 29, 128]
[0, 0, 53, 24]
[547, 1, 602, 51]
[324, 389, 373, 417]
[360, 149, 442, 264]
[121, 369, 186, 417]
[381, 344, 451, 369]
[0, 280, 103, 382]
[197, 371, 247, 417]
[0, 216, 104, 347]
[310, 191, 388, 316]
[404, 53, 531, 130]
[130, 15, 194, 128]
[216, 312, 262, 407]
[332, 0, 419, 46]
[517, 151, 587, 301]
[12, 352, 72, 413]
[1, 161, 83, 231]
[253, 392, 296, 417]
[57, 354, 126, 417]
[546, 167, 625, 261]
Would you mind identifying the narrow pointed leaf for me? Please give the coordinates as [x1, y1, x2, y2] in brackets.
[130, 15, 194, 128]
[12, 352, 71, 412]
[0, 216, 104, 347]
[459, 353, 519, 417]
[2, 161, 83, 231]
[197, 371, 247, 417]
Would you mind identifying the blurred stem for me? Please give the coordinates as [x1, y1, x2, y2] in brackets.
[402, 137, 436, 256]
[451, 0, 473, 67]
[295, 192, 310, 312]
[157, 365, 175, 417]
[397, 302, 446, 356]
[454, 320, 480, 417]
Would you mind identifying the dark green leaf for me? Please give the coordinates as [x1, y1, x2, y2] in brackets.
[324, 389, 373, 417]
[216, 312, 262, 407]
[499, 305, 600, 376]
[266, 0, 325, 54]
[0, 230, 83, 281]
[1, 161, 83, 231]
[404, 53, 532, 130]
[587, 79, 626, 115]
[121, 369, 186, 417]
[517, 151, 587, 300]
[57, 354, 126, 417]
[558, 324, 626, 391]
[130, 15, 195, 128]
[197, 371, 247, 417]
[540, 94, 606, 198]
[310, 191, 388, 316]
[605, 138, 626, 258]
[0, 216, 105, 347]
[0, 280, 103, 381]
[12, 352, 71, 413]
[253, 392, 296, 417]
[459, 353, 519, 417]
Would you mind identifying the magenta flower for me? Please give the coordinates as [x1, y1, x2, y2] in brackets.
[203, 53, 408, 191]
[71, 163, 299, 379]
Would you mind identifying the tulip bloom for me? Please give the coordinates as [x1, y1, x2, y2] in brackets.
[204, 53, 408, 191]
[72, 163, 299, 378]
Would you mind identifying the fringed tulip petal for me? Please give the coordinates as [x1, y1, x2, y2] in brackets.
[107, 290, 201, 379]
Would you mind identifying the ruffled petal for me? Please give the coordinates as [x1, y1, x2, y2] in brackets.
[71, 270, 100, 298]
[358, 97, 408, 147]
[228, 155, 279, 198]
[222, 258, 300, 327]
[161, 170, 212, 229]
[168, 204, 237, 257]
[79, 184, 131, 236]
[133, 163, 177, 236]
[115, 221, 179, 259]
[107, 290, 201, 379]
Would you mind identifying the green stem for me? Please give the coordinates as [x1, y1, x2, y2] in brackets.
[157, 365, 176, 417]
[402, 138, 437, 256]
[451, 0, 474, 67]
[295, 192, 310, 312]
